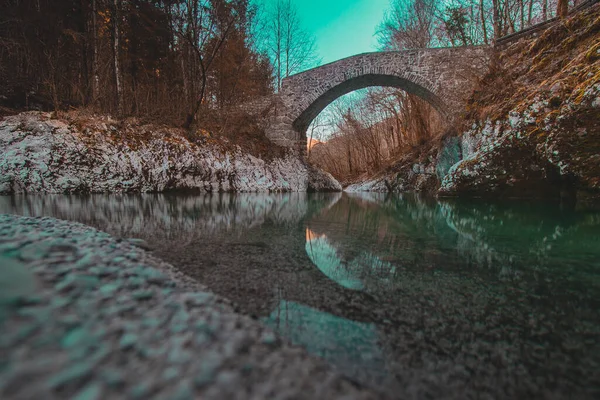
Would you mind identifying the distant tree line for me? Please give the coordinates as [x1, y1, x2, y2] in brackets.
[0, 0, 319, 130]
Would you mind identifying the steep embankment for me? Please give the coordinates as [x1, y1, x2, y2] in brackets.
[0, 112, 341, 194]
[349, 4, 599, 205]
[440, 3, 600, 203]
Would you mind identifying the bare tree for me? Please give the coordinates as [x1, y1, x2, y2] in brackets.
[557, 0, 569, 18]
[112, 0, 123, 116]
[172, 0, 241, 128]
[378, 0, 439, 49]
[263, 0, 319, 90]
[91, 0, 100, 105]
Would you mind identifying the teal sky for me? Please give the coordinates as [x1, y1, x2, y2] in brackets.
[283, 0, 390, 64]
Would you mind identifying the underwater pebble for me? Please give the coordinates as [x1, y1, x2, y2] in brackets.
[72, 382, 103, 400]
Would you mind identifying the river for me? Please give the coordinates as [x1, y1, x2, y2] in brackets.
[1, 192, 599, 398]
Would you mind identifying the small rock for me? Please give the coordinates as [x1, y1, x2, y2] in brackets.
[126, 277, 146, 289]
[132, 290, 153, 300]
[46, 362, 93, 389]
[142, 317, 161, 327]
[61, 327, 88, 349]
[72, 382, 103, 400]
[216, 371, 239, 387]
[100, 369, 125, 388]
[162, 366, 180, 381]
[130, 380, 154, 399]
[126, 238, 153, 251]
[55, 275, 99, 292]
[172, 381, 194, 400]
[0, 256, 38, 304]
[58, 314, 81, 328]
[119, 333, 137, 350]
[194, 368, 216, 389]
[142, 269, 168, 284]
[168, 345, 192, 364]
[99, 283, 121, 295]
[183, 292, 214, 307]
[260, 331, 277, 345]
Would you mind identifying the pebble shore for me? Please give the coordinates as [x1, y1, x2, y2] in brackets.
[0, 214, 374, 399]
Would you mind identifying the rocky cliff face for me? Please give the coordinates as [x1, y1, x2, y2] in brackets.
[0, 113, 341, 194]
[439, 94, 599, 202]
[344, 144, 441, 194]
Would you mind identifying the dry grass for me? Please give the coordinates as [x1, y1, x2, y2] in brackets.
[32, 108, 289, 160]
[466, 3, 600, 122]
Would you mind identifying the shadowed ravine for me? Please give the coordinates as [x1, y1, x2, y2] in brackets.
[1, 193, 599, 398]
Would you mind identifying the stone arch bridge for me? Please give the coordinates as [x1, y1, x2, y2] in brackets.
[242, 46, 490, 148]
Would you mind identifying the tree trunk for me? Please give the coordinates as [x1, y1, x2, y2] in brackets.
[276, 16, 282, 91]
[112, 0, 123, 116]
[492, 0, 502, 41]
[520, 0, 525, 30]
[181, 52, 189, 110]
[184, 79, 205, 130]
[557, 0, 569, 18]
[504, 1, 513, 34]
[528, 0, 534, 25]
[91, 0, 99, 105]
[480, 0, 488, 44]
[184, 57, 207, 130]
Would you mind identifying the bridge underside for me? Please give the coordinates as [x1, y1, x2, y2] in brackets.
[292, 74, 449, 134]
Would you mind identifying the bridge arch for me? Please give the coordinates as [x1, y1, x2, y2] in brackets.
[290, 73, 448, 134]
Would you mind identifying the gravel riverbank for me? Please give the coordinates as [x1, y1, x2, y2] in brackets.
[0, 214, 374, 399]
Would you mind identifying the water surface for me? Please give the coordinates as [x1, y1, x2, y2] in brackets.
[1, 193, 599, 399]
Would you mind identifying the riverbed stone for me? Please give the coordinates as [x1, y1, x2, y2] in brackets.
[126, 238, 153, 251]
[0, 256, 38, 304]
[72, 382, 103, 400]
[61, 327, 88, 349]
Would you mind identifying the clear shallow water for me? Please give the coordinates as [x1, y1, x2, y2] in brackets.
[1, 193, 599, 398]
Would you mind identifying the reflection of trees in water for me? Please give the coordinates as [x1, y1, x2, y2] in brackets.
[306, 193, 600, 293]
[0, 193, 312, 240]
[439, 199, 600, 283]
[306, 193, 455, 289]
